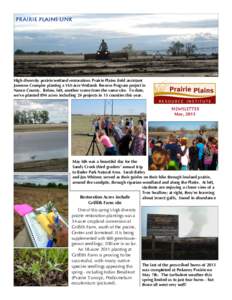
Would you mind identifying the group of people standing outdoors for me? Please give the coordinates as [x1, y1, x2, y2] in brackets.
[149, 130, 218, 171]
[92, 115, 146, 156]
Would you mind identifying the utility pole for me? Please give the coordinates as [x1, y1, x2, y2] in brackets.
[111, 100, 114, 116]
[104, 99, 106, 116]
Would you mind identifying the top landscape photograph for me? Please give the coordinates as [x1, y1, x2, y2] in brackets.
[14, 13, 218, 77]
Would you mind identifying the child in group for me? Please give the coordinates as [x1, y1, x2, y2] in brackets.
[180, 138, 189, 170]
[204, 138, 214, 170]
[150, 149, 169, 170]
[205, 136, 218, 170]
[164, 135, 182, 167]
[196, 137, 205, 170]
[189, 139, 199, 170]
[210, 137, 218, 170]
[96, 129, 117, 155]
[130, 126, 146, 156]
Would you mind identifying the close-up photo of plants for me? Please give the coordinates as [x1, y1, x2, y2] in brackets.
[14, 249, 68, 286]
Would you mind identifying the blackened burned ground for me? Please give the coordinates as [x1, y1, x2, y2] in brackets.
[142, 237, 218, 260]
[14, 54, 218, 77]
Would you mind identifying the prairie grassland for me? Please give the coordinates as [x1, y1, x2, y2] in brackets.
[14, 123, 68, 132]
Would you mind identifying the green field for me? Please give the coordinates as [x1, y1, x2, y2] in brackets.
[71, 115, 141, 155]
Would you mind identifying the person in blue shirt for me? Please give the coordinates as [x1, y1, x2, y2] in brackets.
[196, 137, 205, 170]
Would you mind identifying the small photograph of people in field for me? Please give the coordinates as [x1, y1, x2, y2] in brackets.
[72, 99, 146, 156]
[148, 121, 218, 171]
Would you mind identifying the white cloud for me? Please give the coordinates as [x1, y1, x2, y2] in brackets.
[15, 13, 218, 38]
[14, 100, 68, 123]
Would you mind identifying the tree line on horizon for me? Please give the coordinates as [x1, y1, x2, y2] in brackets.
[15, 49, 65, 55]
[14, 110, 49, 124]
[14, 182, 68, 189]
[15, 41, 199, 57]
[15, 41, 218, 57]
[149, 124, 218, 133]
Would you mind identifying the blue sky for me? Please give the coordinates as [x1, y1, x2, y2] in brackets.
[149, 121, 218, 131]
[14, 100, 68, 123]
[141, 207, 218, 237]
[14, 14, 218, 53]
[72, 99, 146, 115]
[14, 175, 68, 185]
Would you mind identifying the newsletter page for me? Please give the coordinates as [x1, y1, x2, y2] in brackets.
[0, 0, 231, 299]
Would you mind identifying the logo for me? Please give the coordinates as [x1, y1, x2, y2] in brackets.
[154, 83, 216, 104]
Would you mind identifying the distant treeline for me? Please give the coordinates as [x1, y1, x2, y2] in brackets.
[15, 49, 65, 55]
[14, 110, 49, 124]
[14, 182, 68, 189]
[72, 114, 145, 117]
[149, 125, 218, 133]
[15, 41, 218, 57]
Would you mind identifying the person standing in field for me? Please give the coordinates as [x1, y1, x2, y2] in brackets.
[138, 118, 144, 127]
[129, 117, 134, 128]
[104, 116, 110, 136]
[111, 122, 124, 151]
[197, 129, 207, 143]
[118, 127, 132, 155]
[93, 117, 100, 132]
[118, 117, 124, 129]
[130, 126, 146, 155]
[125, 118, 130, 127]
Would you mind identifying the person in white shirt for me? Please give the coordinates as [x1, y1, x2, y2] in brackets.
[180, 138, 189, 170]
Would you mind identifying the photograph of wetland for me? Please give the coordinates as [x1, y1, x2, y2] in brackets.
[14, 99, 68, 172]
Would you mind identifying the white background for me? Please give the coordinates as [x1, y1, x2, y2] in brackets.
[0, 0, 231, 299]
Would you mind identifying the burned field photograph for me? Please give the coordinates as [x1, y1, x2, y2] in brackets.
[14, 99, 68, 172]
[14, 248, 68, 286]
[14, 14, 218, 77]
[141, 206, 218, 260]
[14, 175, 68, 248]
[148, 121, 218, 171]
[72, 99, 146, 156]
